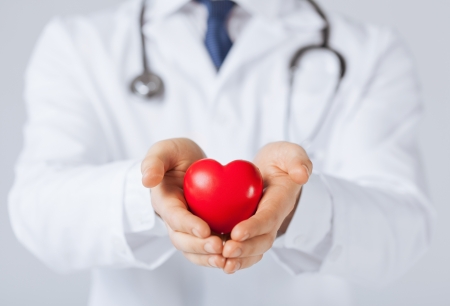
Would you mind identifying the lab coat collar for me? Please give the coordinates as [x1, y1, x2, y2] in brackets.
[146, 0, 325, 28]
[143, 0, 326, 101]
[144, 0, 189, 20]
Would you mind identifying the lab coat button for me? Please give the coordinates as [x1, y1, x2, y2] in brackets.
[329, 245, 343, 262]
[294, 234, 306, 247]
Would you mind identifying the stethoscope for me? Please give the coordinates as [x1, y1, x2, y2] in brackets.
[129, 0, 164, 98]
[130, 0, 346, 142]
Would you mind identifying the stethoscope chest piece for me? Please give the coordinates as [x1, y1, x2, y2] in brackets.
[130, 71, 164, 99]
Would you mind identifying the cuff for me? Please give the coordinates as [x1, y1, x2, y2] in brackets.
[283, 173, 333, 253]
[121, 161, 173, 270]
[270, 174, 333, 274]
[123, 161, 161, 233]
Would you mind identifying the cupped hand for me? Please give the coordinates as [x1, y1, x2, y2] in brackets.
[141, 138, 226, 269]
[221, 142, 312, 274]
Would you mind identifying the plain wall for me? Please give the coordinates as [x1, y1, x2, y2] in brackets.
[0, 0, 449, 305]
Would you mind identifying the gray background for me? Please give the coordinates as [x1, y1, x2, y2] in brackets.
[0, 0, 448, 305]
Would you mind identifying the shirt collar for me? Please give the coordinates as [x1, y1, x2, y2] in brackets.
[144, 0, 189, 20]
[145, 0, 325, 28]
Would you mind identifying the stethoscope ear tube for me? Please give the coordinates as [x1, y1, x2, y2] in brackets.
[130, 0, 164, 99]
[130, 0, 346, 124]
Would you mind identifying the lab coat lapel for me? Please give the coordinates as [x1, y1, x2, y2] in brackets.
[217, 1, 335, 148]
[217, 16, 288, 85]
[218, 0, 325, 85]
[143, 13, 217, 101]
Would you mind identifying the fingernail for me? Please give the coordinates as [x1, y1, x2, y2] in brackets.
[208, 257, 218, 268]
[230, 248, 242, 258]
[192, 228, 201, 238]
[232, 262, 241, 273]
[240, 234, 249, 241]
[204, 243, 216, 254]
[303, 165, 310, 178]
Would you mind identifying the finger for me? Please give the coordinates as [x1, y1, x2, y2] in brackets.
[230, 184, 297, 241]
[286, 154, 311, 185]
[183, 253, 226, 269]
[141, 138, 206, 188]
[230, 207, 278, 241]
[141, 140, 177, 188]
[170, 230, 224, 254]
[160, 201, 211, 238]
[141, 157, 166, 188]
[223, 255, 263, 274]
[222, 233, 274, 258]
[254, 142, 313, 185]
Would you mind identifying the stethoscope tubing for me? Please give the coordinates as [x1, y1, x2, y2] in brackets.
[131, 0, 347, 146]
[130, 0, 164, 98]
[284, 0, 346, 145]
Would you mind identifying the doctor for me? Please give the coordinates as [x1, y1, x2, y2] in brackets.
[9, 0, 435, 305]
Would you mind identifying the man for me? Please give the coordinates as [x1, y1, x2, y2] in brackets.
[9, 0, 435, 305]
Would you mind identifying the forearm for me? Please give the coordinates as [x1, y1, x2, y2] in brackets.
[8, 159, 173, 273]
[272, 173, 434, 286]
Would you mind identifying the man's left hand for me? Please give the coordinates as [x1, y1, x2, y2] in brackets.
[221, 142, 312, 274]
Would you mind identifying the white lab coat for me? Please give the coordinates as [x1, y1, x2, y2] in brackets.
[9, 0, 435, 305]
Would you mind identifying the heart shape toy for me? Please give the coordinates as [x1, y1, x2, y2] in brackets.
[184, 159, 264, 234]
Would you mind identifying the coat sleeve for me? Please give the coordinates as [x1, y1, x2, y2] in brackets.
[271, 28, 436, 286]
[8, 18, 175, 273]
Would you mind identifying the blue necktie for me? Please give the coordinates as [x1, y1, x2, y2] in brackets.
[197, 0, 235, 70]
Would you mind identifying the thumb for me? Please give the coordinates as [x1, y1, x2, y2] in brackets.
[255, 142, 312, 186]
[141, 139, 180, 188]
[286, 156, 311, 185]
[141, 138, 206, 188]
[141, 157, 166, 188]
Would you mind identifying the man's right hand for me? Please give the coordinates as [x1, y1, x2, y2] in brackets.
[141, 138, 226, 269]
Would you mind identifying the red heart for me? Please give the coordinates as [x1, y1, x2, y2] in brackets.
[184, 159, 264, 234]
